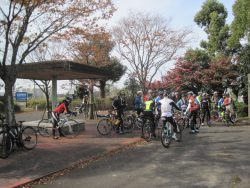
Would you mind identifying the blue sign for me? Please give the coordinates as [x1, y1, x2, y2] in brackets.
[16, 92, 28, 101]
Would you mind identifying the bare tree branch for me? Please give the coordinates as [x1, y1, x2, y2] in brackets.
[113, 12, 191, 92]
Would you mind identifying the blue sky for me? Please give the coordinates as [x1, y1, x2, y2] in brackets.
[109, 0, 236, 87]
[110, 0, 235, 47]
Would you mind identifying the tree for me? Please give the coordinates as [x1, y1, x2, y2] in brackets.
[124, 77, 140, 98]
[69, 31, 126, 98]
[0, 0, 115, 125]
[162, 59, 203, 93]
[161, 57, 239, 94]
[201, 58, 239, 93]
[112, 11, 191, 94]
[98, 58, 126, 98]
[234, 45, 250, 102]
[194, 0, 230, 56]
[228, 0, 250, 48]
[184, 48, 211, 68]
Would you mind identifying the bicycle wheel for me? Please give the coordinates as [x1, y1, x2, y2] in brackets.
[97, 118, 112, 135]
[176, 123, 182, 142]
[176, 118, 185, 132]
[142, 119, 152, 142]
[37, 119, 52, 137]
[21, 126, 37, 150]
[195, 115, 201, 129]
[0, 130, 13, 158]
[136, 117, 143, 129]
[123, 115, 134, 133]
[60, 119, 80, 138]
[160, 123, 172, 148]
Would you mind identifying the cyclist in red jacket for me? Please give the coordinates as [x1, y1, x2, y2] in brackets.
[52, 96, 73, 139]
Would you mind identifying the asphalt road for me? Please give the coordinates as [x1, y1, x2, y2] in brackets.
[31, 125, 250, 188]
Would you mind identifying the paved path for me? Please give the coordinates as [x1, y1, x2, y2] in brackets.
[0, 112, 142, 188]
[31, 125, 250, 188]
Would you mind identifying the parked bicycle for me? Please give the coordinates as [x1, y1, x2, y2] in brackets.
[0, 115, 37, 159]
[74, 103, 89, 118]
[96, 110, 134, 135]
[220, 107, 237, 126]
[175, 111, 201, 131]
[125, 111, 143, 129]
[160, 116, 182, 148]
[140, 111, 162, 142]
[37, 111, 80, 138]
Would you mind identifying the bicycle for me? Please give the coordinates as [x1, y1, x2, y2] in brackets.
[160, 116, 182, 148]
[37, 112, 80, 138]
[126, 111, 143, 129]
[0, 115, 37, 159]
[220, 107, 237, 126]
[96, 110, 134, 135]
[74, 103, 89, 118]
[175, 112, 189, 131]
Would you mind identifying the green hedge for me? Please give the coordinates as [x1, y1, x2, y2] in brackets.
[27, 98, 51, 110]
[235, 102, 248, 118]
[94, 96, 135, 111]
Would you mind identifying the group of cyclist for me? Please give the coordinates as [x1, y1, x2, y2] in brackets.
[53, 88, 236, 140]
[130, 89, 236, 139]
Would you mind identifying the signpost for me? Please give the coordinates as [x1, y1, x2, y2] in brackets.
[16, 92, 28, 107]
[16, 92, 28, 101]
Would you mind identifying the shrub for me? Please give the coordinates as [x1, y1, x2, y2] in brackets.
[235, 101, 248, 117]
[94, 97, 113, 111]
[27, 98, 48, 110]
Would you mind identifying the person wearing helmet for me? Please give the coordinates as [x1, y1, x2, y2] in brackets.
[222, 93, 235, 123]
[159, 90, 181, 141]
[211, 91, 219, 111]
[155, 91, 164, 114]
[112, 91, 126, 134]
[185, 91, 199, 134]
[201, 93, 211, 126]
[196, 92, 202, 105]
[177, 93, 188, 112]
[52, 96, 74, 139]
[144, 89, 154, 102]
[172, 91, 180, 103]
[134, 91, 143, 116]
[141, 92, 156, 138]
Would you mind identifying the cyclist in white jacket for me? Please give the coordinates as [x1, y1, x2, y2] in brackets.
[158, 91, 181, 140]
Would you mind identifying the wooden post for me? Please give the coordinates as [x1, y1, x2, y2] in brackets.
[52, 76, 57, 109]
[248, 74, 250, 118]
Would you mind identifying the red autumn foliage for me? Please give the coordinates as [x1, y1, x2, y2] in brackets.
[155, 57, 238, 93]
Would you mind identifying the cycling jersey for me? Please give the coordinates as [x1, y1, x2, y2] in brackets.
[144, 100, 154, 111]
[134, 95, 143, 109]
[159, 98, 180, 117]
[186, 96, 199, 112]
[177, 98, 188, 111]
[53, 102, 70, 114]
[155, 96, 162, 109]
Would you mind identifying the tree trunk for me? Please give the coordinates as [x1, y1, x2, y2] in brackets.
[3, 76, 16, 127]
[100, 80, 106, 98]
[45, 92, 51, 119]
[89, 80, 95, 119]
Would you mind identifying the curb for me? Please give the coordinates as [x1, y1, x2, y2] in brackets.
[13, 137, 145, 188]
